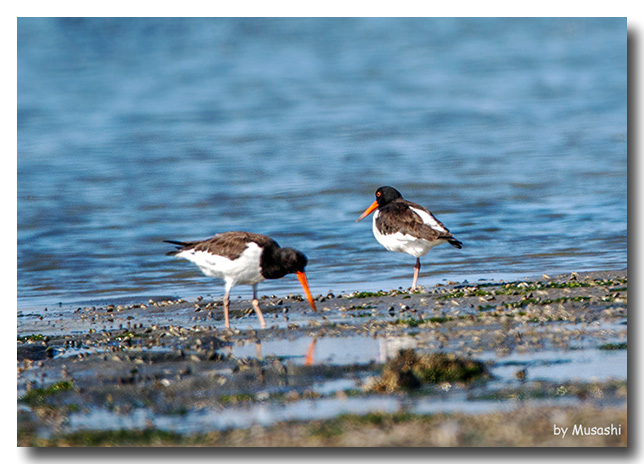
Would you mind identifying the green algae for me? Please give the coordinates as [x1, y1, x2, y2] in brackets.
[599, 342, 627, 350]
[20, 380, 74, 407]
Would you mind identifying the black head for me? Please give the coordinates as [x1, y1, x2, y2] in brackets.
[356, 186, 405, 222]
[375, 186, 403, 207]
[277, 248, 308, 274]
[262, 247, 308, 280]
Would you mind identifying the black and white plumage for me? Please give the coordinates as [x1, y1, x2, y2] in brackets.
[165, 231, 316, 329]
[356, 186, 462, 290]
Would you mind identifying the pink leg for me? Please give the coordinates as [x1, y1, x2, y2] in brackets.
[412, 258, 421, 290]
[252, 285, 267, 329]
[223, 288, 231, 329]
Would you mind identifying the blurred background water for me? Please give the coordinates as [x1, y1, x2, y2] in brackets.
[17, 18, 627, 309]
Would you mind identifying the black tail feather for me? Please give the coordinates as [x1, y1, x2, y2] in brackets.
[448, 237, 463, 249]
[164, 240, 188, 255]
[164, 240, 188, 246]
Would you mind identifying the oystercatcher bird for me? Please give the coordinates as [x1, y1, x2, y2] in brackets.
[356, 186, 462, 290]
[165, 231, 316, 329]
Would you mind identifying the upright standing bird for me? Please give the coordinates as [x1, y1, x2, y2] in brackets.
[165, 231, 316, 329]
[356, 186, 462, 290]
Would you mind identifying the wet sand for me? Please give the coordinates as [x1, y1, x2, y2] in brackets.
[17, 269, 627, 446]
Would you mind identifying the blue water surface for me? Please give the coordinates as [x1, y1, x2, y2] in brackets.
[17, 18, 627, 308]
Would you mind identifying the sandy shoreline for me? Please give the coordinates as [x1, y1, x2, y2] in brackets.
[18, 269, 627, 446]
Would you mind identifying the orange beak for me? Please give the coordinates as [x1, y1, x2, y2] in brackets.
[356, 200, 379, 222]
[297, 271, 317, 312]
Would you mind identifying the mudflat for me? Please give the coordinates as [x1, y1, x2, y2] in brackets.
[17, 269, 627, 446]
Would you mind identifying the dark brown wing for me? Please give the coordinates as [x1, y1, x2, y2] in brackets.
[377, 200, 462, 248]
[165, 231, 279, 259]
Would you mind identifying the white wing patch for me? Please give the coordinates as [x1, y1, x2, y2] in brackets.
[410, 207, 448, 233]
[175, 242, 265, 289]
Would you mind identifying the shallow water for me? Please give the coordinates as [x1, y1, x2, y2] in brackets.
[62, 396, 576, 436]
[226, 331, 628, 382]
[39, 334, 622, 437]
[17, 18, 627, 310]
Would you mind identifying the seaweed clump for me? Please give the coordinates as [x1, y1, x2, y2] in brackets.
[367, 349, 488, 393]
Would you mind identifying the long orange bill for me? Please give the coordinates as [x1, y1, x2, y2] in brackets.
[356, 200, 378, 222]
[297, 271, 317, 312]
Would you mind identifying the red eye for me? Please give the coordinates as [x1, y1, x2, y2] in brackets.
[376, 192, 381, 197]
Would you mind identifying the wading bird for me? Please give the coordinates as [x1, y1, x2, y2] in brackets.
[357, 186, 462, 290]
[166, 231, 316, 329]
